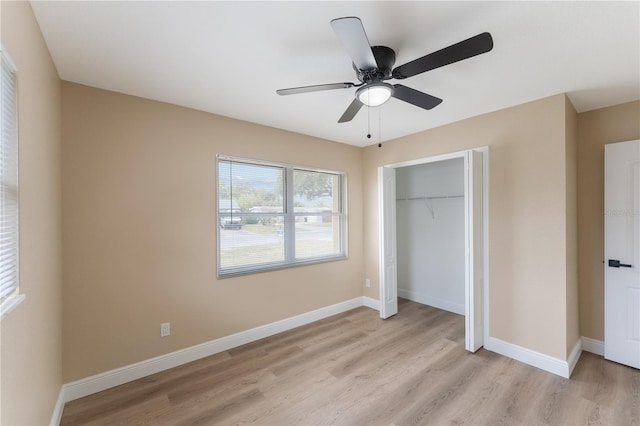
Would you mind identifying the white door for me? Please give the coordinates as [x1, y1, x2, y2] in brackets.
[465, 150, 484, 352]
[379, 166, 398, 319]
[605, 139, 640, 369]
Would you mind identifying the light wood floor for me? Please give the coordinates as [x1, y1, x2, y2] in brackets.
[61, 299, 640, 425]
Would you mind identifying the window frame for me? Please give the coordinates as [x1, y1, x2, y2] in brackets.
[216, 155, 347, 278]
[0, 47, 24, 319]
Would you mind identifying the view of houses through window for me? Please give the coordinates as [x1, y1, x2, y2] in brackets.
[217, 157, 345, 277]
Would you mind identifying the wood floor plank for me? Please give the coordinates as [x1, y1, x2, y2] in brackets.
[295, 339, 458, 426]
[424, 349, 510, 425]
[230, 370, 339, 424]
[327, 310, 456, 379]
[167, 345, 301, 404]
[177, 388, 265, 426]
[60, 299, 640, 426]
[393, 355, 487, 425]
[60, 351, 234, 424]
[81, 394, 171, 426]
[474, 359, 541, 425]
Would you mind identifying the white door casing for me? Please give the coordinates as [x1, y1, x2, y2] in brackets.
[379, 166, 398, 319]
[378, 148, 488, 351]
[605, 139, 640, 369]
[465, 150, 484, 352]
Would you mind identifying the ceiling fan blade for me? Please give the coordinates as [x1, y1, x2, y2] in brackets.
[330, 17, 377, 71]
[392, 32, 493, 80]
[338, 98, 364, 123]
[392, 84, 443, 110]
[277, 82, 355, 96]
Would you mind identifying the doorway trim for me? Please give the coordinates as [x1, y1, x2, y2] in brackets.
[378, 147, 490, 352]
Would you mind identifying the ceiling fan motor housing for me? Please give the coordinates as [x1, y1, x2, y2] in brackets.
[353, 46, 396, 83]
[277, 17, 494, 123]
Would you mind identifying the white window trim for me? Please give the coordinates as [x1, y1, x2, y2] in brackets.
[0, 47, 23, 319]
[1, 294, 25, 320]
[217, 155, 347, 278]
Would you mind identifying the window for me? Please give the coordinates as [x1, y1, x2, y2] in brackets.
[217, 156, 346, 277]
[0, 49, 22, 318]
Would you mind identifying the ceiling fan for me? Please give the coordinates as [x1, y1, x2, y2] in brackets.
[277, 17, 494, 123]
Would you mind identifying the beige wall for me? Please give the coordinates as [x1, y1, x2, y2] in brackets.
[0, 2, 63, 425]
[363, 94, 577, 360]
[61, 82, 364, 382]
[577, 100, 640, 341]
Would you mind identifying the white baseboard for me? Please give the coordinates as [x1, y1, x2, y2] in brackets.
[49, 387, 66, 426]
[397, 288, 464, 315]
[483, 336, 605, 380]
[61, 296, 371, 404]
[567, 338, 582, 377]
[362, 296, 380, 311]
[581, 336, 604, 356]
[484, 336, 573, 378]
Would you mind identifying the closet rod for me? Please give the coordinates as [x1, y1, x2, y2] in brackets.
[396, 195, 464, 201]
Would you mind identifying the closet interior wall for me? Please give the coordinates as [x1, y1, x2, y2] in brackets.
[396, 158, 465, 314]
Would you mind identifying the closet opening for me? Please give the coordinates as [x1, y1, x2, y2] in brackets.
[378, 148, 488, 352]
[397, 157, 465, 315]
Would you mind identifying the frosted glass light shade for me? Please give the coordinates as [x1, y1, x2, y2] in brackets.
[356, 83, 394, 107]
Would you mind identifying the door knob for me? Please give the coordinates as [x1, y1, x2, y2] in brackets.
[608, 259, 632, 268]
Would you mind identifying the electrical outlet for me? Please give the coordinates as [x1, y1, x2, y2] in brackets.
[365, 278, 371, 288]
[160, 322, 170, 337]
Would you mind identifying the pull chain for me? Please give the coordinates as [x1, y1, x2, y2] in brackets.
[378, 107, 382, 148]
[366, 104, 371, 140]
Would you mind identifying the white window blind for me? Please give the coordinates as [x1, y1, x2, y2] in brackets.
[217, 156, 346, 277]
[0, 49, 19, 308]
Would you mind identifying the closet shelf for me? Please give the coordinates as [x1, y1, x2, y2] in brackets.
[395, 195, 464, 201]
[396, 195, 463, 219]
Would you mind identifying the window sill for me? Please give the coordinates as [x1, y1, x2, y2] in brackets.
[218, 254, 347, 279]
[1, 294, 26, 320]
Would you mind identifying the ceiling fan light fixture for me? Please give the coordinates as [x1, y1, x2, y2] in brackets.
[356, 83, 394, 107]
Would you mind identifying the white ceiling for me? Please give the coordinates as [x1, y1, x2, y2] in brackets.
[30, 1, 639, 147]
